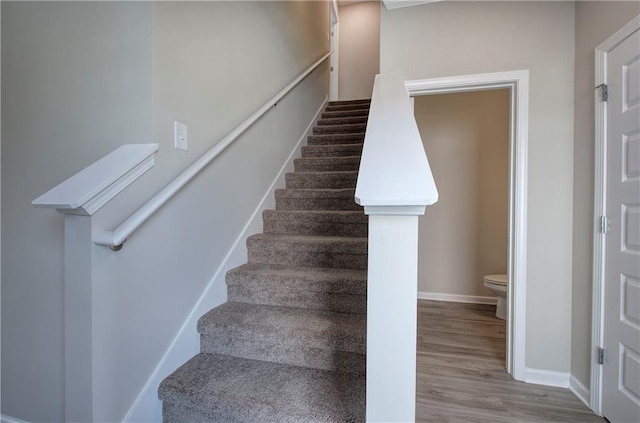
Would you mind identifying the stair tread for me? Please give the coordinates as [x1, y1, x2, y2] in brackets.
[317, 117, 367, 126]
[198, 302, 366, 353]
[313, 123, 366, 134]
[301, 143, 364, 157]
[159, 353, 365, 423]
[295, 156, 361, 163]
[227, 263, 366, 290]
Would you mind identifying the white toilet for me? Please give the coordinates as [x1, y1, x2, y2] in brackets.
[484, 274, 508, 320]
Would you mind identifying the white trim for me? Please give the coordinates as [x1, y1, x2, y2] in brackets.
[570, 374, 591, 409]
[405, 69, 529, 382]
[32, 143, 158, 216]
[122, 97, 328, 423]
[524, 367, 570, 388]
[591, 15, 640, 416]
[363, 205, 426, 216]
[329, 20, 339, 102]
[383, 0, 444, 10]
[417, 291, 497, 305]
[1, 415, 32, 423]
[330, 0, 338, 24]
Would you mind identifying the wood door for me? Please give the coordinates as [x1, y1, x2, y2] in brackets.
[602, 27, 640, 423]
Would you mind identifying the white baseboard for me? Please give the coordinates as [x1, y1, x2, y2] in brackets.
[1, 415, 32, 423]
[417, 291, 497, 305]
[122, 97, 328, 423]
[569, 374, 591, 409]
[524, 367, 570, 388]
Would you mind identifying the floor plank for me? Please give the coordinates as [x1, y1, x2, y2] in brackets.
[416, 300, 604, 422]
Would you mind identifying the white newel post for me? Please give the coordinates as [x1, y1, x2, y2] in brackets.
[366, 212, 421, 422]
[31, 144, 158, 421]
[356, 72, 438, 422]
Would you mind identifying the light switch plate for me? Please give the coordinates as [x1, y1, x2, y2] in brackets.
[174, 121, 188, 151]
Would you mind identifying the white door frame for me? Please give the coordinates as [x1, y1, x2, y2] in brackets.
[591, 15, 640, 416]
[329, 0, 339, 101]
[405, 69, 530, 381]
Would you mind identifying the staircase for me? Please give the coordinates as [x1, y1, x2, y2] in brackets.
[158, 99, 371, 422]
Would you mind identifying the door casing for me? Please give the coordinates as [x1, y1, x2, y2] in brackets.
[405, 69, 530, 381]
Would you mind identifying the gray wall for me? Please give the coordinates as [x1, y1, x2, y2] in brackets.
[571, 0, 640, 390]
[382, 1, 575, 373]
[415, 90, 510, 297]
[1, 1, 329, 421]
[338, 1, 380, 100]
[1, 3, 153, 421]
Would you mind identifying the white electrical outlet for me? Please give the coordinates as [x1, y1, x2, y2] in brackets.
[174, 121, 188, 151]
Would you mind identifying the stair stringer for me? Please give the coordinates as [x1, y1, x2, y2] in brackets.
[122, 96, 328, 423]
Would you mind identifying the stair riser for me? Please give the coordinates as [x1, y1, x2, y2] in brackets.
[275, 197, 362, 211]
[307, 134, 364, 145]
[321, 110, 369, 119]
[264, 219, 367, 237]
[317, 117, 367, 126]
[200, 337, 365, 374]
[313, 124, 366, 135]
[294, 162, 360, 172]
[301, 145, 363, 158]
[248, 249, 367, 269]
[328, 99, 370, 106]
[325, 104, 370, 112]
[228, 285, 366, 314]
[162, 402, 224, 423]
[285, 174, 357, 189]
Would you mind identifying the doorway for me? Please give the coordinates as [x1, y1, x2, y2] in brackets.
[405, 70, 530, 380]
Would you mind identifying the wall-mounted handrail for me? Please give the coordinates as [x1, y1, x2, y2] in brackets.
[93, 50, 332, 250]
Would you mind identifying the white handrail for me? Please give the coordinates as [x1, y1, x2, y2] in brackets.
[355, 71, 438, 213]
[93, 51, 332, 250]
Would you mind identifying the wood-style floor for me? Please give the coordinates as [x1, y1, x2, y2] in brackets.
[416, 300, 605, 423]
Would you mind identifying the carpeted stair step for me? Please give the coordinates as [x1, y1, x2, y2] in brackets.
[158, 353, 365, 423]
[198, 302, 366, 373]
[328, 99, 370, 106]
[263, 209, 367, 237]
[317, 116, 367, 126]
[275, 188, 362, 211]
[302, 143, 363, 158]
[324, 103, 370, 112]
[285, 171, 357, 189]
[247, 234, 367, 269]
[294, 156, 360, 172]
[313, 123, 366, 135]
[321, 109, 370, 119]
[226, 263, 367, 313]
[307, 133, 365, 145]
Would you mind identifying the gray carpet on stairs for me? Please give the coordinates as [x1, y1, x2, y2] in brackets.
[159, 99, 370, 422]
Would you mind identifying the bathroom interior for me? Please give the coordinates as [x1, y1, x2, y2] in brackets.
[414, 88, 511, 368]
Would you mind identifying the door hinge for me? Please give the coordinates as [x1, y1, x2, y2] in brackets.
[600, 216, 609, 234]
[598, 347, 605, 365]
[596, 83, 609, 102]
